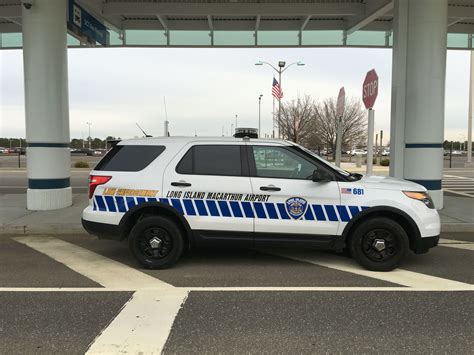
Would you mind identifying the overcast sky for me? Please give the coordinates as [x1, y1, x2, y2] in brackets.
[0, 47, 470, 142]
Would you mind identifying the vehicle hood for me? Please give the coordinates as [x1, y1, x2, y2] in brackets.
[358, 175, 426, 192]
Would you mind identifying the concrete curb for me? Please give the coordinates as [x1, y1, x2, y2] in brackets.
[0, 224, 85, 235]
[441, 223, 474, 233]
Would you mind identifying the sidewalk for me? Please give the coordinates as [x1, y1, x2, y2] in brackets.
[1, 192, 472, 235]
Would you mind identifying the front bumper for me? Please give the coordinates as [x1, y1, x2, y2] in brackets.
[412, 234, 439, 254]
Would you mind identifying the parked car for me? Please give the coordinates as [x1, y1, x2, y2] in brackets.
[71, 148, 94, 156]
[82, 136, 440, 272]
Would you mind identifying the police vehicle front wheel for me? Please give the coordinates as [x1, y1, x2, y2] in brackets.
[129, 216, 184, 269]
[349, 217, 409, 272]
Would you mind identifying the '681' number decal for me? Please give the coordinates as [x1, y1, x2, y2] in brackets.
[353, 188, 364, 195]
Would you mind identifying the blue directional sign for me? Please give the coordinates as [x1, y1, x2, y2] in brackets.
[68, 0, 107, 46]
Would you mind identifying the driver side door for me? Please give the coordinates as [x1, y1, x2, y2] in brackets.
[248, 144, 341, 237]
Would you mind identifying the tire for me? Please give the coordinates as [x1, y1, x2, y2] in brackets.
[128, 216, 184, 269]
[349, 217, 409, 271]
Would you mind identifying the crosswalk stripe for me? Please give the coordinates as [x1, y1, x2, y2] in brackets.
[439, 238, 474, 251]
[14, 236, 173, 290]
[86, 289, 188, 354]
[264, 249, 474, 291]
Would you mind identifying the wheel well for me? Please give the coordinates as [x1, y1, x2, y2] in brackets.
[343, 210, 420, 251]
[121, 206, 191, 247]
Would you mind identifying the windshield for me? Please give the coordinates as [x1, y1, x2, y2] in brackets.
[290, 143, 361, 180]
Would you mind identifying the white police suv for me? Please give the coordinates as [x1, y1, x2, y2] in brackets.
[82, 137, 440, 271]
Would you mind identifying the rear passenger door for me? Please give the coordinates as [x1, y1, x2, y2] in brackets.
[162, 142, 254, 244]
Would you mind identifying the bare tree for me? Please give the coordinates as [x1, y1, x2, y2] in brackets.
[313, 97, 367, 157]
[276, 95, 319, 146]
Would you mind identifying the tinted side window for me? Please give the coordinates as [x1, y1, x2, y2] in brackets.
[251, 146, 316, 180]
[95, 145, 165, 172]
[176, 145, 242, 176]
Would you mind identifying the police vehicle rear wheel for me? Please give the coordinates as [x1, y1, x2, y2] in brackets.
[129, 216, 184, 269]
[349, 217, 409, 271]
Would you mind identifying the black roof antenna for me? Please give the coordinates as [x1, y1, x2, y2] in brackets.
[136, 123, 152, 137]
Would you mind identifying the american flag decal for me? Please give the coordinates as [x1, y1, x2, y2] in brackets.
[341, 188, 352, 194]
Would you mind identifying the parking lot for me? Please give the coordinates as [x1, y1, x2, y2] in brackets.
[0, 232, 472, 353]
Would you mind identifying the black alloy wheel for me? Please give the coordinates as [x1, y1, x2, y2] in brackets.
[129, 216, 184, 269]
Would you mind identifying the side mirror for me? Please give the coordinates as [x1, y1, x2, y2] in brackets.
[312, 169, 332, 182]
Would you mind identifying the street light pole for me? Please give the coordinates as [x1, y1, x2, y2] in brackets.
[86, 122, 92, 149]
[258, 94, 263, 136]
[467, 50, 473, 166]
[255, 60, 305, 139]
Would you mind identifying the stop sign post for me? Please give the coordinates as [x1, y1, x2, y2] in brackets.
[335, 87, 345, 167]
[362, 69, 379, 174]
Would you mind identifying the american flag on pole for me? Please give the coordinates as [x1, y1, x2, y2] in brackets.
[272, 77, 283, 99]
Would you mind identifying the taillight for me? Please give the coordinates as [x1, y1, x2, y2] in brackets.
[89, 175, 112, 199]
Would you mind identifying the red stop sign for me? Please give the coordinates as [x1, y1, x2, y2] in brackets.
[362, 69, 378, 109]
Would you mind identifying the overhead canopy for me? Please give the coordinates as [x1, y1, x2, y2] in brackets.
[1, 0, 474, 48]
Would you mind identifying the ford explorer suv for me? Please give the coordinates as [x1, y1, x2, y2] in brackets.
[82, 137, 440, 271]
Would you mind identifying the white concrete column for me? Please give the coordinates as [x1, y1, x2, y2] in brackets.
[390, 0, 448, 209]
[22, 0, 72, 210]
[389, 0, 409, 179]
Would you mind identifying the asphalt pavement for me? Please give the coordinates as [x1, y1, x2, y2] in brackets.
[0, 232, 472, 353]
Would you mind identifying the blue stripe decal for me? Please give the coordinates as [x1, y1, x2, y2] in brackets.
[126, 197, 136, 209]
[312, 205, 326, 221]
[348, 206, 360, 218]
[194, 200, 208, 216]
[92, 195, 370, 225]
[206, 200, 220, 216]
[277, 203, 290, 220]
[115, 196, 127, 213]
[171, 199, 184, 214]
[218, 201, 231, 217]
[324, 205, 338, 221]
[104, 196, 117, 212]
[336, 205, 350, 222]
[304, 206, 315, 220]
[253, 202, 266, 219]
[265, 203, 278, 219]
[405, 143, 442, 148]
[95, 196, 107, 212]
[241, 202, 254, 218]
[136, 197, 146, 205]
[230, 201, 243, 217]
[183, 199, 197, 216]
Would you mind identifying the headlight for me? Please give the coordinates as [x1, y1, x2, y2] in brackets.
[403, 191, 435, 209]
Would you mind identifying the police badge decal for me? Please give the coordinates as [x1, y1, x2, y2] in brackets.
[285, 197, 308, 220]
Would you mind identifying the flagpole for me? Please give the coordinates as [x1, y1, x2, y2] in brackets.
[272, 96, 275, 138]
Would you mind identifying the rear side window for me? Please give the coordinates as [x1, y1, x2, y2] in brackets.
[176, 145, 243, 176]
[95, 145, 165, 172]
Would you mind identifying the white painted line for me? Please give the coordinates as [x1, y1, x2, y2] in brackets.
[264, 249, 474, 290]
[14, 236, 173, 290]
[0, 286, 473, 292]
[183, 286, 474, 291]
[0, 288, 130, 292]
[86, 289, 188, 354]
[439, 238, 474, 251]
